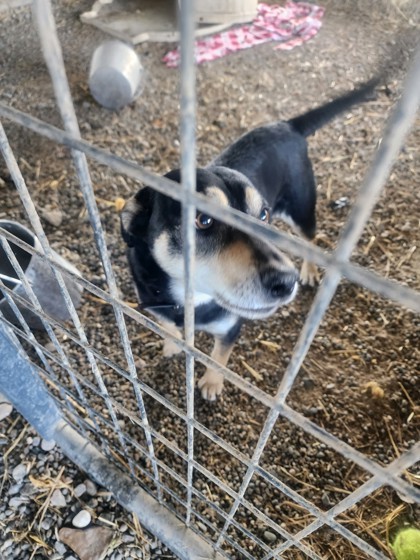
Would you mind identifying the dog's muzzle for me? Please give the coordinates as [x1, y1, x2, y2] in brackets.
[260, 268, 299, 304]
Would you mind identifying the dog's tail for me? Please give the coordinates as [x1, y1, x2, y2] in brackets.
[288, 75, 381, 137]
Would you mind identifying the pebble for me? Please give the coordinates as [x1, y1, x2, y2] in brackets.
[85, 479, 98, 496]
[32, 436, 41, 447]
[197, 521, 207, 533]
[263, 530, 277, 544]
[9, 496, 27, 508]
[321, 492, 333, 507]
[0, 402, 13, 421]
[54, 541, 67, 555]
[41, 207, 63, 227]
[72, 509, 92, 528]
[7, 483, 22, 496]
[50, 489, 67, 508]
[135, 357, 146, 369]
[44, 342, 56, 353]
[122, 534, 135, 543]
[41, 518, 53, 531]
[21, 483, 37, 497]
[302, 376, 315, 389]
[12, 463, 28, 482]
[74, 483, 87, 497]
[41, 439, 56, 452]
[1, 539, 13, 551]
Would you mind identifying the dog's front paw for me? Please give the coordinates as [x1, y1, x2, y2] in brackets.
[198, 369, 224, 401]
[162, 338, 182, 358]
[300, 260, 320, 287]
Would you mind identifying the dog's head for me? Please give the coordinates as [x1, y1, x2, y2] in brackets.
[121, 167, 298, 319]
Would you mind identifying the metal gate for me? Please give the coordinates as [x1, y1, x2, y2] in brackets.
[0, 1, 419, 559]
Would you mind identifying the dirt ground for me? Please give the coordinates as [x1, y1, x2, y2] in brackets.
[0, 0, 419, 559]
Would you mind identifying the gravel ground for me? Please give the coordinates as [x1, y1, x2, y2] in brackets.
[0, 1, 419, 559]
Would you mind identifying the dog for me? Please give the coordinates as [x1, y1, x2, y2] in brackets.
[121, 78, 379, 400]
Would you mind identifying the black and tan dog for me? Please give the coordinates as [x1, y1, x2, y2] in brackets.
[121, 78, 378, 400]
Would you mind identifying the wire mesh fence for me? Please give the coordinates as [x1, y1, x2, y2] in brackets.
[0, 1, 419, 559]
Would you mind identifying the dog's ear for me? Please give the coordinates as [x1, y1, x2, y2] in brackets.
[121, 187, 155, 247]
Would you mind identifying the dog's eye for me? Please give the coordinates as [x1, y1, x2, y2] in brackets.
[195, 213, 214, 230]
[259, 208, 270, 222]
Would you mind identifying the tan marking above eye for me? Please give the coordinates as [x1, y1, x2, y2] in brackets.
[204, 186, 229, 207]
[245, 187, 263, 216]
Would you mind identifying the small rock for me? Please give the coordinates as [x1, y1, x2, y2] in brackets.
[329, 196, 349, 210]
[41, 439, 56, 452]
[263, 530, 277, 544]
[55, 541, 67, 555]
[59, 525, 114, 560]
[12, 463, 28, 482]
[85, 480, 97, 496]
[21, 483, 37, 497]
[9, 496, 27, 508]
[196, 521, 207, 533]
[302, 375, 315, 390]
[321, 492, 333, 507]
[7, 483, 23, 496]
[0, 402, 13, 421]
[135, 357, 146, 369]
[41, 518, 53, 531]
[74, 483, 87, 497]
[32, 436, 41, 447]
[72, 509, 92, 528]
[122, 534, 135, 543]
[1, 539, 14, 551]
[306, 406, 321, 416]
[41, 207, 63, 227]
[397, 490, 416, 504]
[44, 342, 56, 353]
[51, 489, 67, 508]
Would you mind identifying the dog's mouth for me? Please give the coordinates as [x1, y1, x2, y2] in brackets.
[214, 293, 280, 319]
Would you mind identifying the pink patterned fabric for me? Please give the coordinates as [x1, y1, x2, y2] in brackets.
[163, 2, 324, 68]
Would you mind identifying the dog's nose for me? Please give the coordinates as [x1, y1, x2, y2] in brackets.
[260, 268, 298, 300]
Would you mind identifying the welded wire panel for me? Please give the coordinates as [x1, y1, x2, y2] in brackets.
[0, 1, 419, 559]
[31, 0, 162, 497]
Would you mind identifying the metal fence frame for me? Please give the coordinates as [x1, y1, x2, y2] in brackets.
[0, 1, 419, 559]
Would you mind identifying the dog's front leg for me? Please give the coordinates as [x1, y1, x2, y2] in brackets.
[297, 231, 320, 287]
[161, 320, 183, 357]
[300, 259, 320, 287]
[198, 336, 235, 401]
